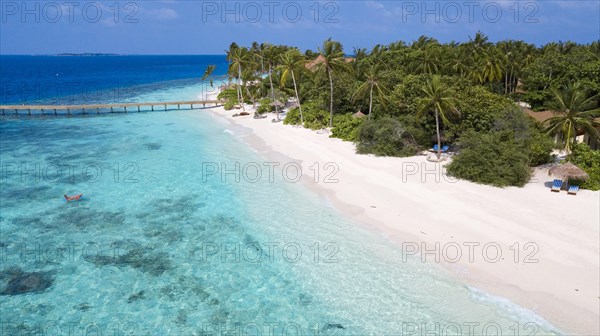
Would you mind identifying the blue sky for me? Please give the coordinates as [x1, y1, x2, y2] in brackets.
[1, 0, 598, 54]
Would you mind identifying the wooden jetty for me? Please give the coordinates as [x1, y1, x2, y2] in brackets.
[0, 100, 225, 116]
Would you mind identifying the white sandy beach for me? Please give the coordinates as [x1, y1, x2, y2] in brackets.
[205, 103, 599, 335]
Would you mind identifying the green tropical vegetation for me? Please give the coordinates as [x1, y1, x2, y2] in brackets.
[446, 130, 533, 187]
[569, 143, 600, 190]
[416, 75, 458, 160]
[220, 34, 600, 187]
[544, 82, 600, 154]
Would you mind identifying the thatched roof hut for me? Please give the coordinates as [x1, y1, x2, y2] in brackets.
[549, 162, 589, 181]
[352, 111, 367, 118]
[524, 108, 559, 124]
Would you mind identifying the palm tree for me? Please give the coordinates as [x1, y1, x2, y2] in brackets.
[201, 65, 216, 87]
[417, 75, 458, 159]
[353, 47, 368, 62]
[473, 47, 504, 85]
[277, 49, 306, 123]
[544, 82, 600, 155]
[468, 31, 490, 52]
[449, 47, 470, 77]
[413, 45, 441, 74]
[250, 41, 266, 74]
[412, 35, 439, 51]
[352, 62, 389, 120]
[263, 44, 282, 121]
[315, 38, 352, 127]
[228, 46, 249, 112]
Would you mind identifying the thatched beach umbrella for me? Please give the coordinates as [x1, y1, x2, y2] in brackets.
[288, 102, 300, 109]
[352, 111, 367, 118]
[270, 100, 284, 107]
[548, 162, 589, 181]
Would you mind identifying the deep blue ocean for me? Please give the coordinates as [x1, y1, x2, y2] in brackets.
[0, 55, 229, 105]
[0, 56, 562, 335]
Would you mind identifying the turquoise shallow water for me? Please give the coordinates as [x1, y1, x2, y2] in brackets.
[0, 82, 561, 335]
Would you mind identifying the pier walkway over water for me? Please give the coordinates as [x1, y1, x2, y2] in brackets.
[0, 100, 225, 116]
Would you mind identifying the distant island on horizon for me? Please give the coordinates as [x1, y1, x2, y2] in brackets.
[57, 53, 120, 56]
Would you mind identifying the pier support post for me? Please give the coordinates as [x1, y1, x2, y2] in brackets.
[67, 109, 71, 115]
[97, 108, 100, 114]
[125, 106, 127, 112]
[178, 104, 180, 109]
[28, 109, 31, 115]
[190, 104, 193, 109]
[54, 109, 57, 115]
[151, 106, 154, 111]
[164, 105, 166, 111]
[82, 108, 85, 114]
[41, 109, 44, 115]
[138, 106, 140, 112]
[111, 107, 113, 113]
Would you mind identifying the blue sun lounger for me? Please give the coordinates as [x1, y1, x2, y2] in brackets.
[550, 179, 562, 192]
[567, 185, 579, 195]
[432, 144, 450, 152]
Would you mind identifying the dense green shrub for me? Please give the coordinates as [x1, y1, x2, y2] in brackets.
[492, 107, 555, 166]
[447, 131, 532, 187]
[256, 98, 275, 114]
[330, 114, 364, 141]
[217, 88, 237, 100]
[569, 143, 600, 190]
[219, 88, 239, 110]
[356, 117, 422, 157]
[526, 132, 555, 166]
[283, 107, 301, 125]
[447, 86, 515, 138]
[223, 100, 236, 110]
[446, 107, 554, 186]
[283, 102, 330, 130]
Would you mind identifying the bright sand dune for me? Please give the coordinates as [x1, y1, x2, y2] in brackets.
[207, 105, 599, 335]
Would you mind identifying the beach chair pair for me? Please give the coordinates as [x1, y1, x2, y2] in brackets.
[432, 144, 450, 152]
[550, 179, 580, 195]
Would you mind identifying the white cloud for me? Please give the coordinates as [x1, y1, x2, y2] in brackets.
[365, 1, 385, 10]
[145, 8, 179, 20]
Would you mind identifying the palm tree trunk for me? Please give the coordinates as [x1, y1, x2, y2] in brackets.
[509, 66, 515, 93]
[236, 80, 241, 105]
[238, 64, 245, 112]
[435, 108, 442, 160]
[368, 84, 374, 120]
[268, 64, 279, 121]
[504, 65, 509, 95]
[246, 87, 257, 109]
[291, 70, 303, 124]
[328, 68, 334, 127]
[566, 124, 575, 158]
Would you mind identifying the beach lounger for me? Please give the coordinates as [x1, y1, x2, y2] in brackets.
[567, 185, 579, 195]
[550, 179, 562, 192]
[432, 144, 450, 153]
